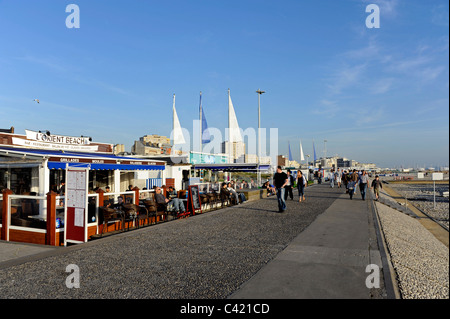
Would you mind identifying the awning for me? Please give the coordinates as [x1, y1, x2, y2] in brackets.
[47, 162, 165, 171]
[192, 163, 271, 172]
[0, 161, 42, 169]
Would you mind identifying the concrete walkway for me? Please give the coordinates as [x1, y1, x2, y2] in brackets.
[0, 241, 57, 265]
[0, 184, 390, 299]
[231, 187, 385, 299]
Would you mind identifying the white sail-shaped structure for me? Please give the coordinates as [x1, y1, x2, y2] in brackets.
[228, 89, 243, 143]
[227, 89, 243, 163]
[172, 94, 186, 145]
[299, 140, 305, 162]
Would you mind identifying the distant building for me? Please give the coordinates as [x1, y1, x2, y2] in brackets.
[309, 156, 378, 170]
[132, 134, 172, 156]
[114, 144, 125, 155]
[260, 156, 272, 165]
[222, 141, 245, 163]
[278, 155, 288, 167]
[245, 154, 258, 163]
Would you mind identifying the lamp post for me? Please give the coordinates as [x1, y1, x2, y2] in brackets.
[256, 89, 265, 187]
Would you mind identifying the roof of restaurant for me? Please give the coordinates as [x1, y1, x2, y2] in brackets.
[0, 146, 166, 171]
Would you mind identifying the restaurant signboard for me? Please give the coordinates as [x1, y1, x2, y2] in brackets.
[11, 130, 99, 152]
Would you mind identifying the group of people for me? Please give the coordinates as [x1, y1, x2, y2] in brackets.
[220, 182, 246, 205]
[272, 166, 308, 213]
[327, 169, 383, 201]
[272, 166, 384, 212]
[99, 167, 384, 219]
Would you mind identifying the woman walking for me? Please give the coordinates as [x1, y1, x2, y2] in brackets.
[347, 169, 358, 200]
[297, 170, 307, 202]
[358, 170, 370, 201]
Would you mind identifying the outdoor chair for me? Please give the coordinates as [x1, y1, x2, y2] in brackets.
[135, 204, 150, 228]
[199, 193, 210, 211]
[99, 206, 124, 235]
[219, 190, 231, 208]
[206, 192, 219, 210]
[156, 201, 168, 222]
[122, 203, 141, 231]
[142, 199, 157, 225]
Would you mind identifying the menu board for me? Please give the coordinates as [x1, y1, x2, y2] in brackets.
[64, 167, 89, 245]
[188, 185, 202, 215]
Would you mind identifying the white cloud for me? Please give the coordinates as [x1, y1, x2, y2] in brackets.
[326, 63, 367, 94]
[312, 99, 341, 118]
[370, 78, 394, 94]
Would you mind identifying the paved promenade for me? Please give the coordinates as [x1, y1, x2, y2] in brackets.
[0, 183, 389, 300]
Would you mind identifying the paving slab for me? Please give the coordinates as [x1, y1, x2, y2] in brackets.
[230, 191, 383, 299]
[0, 241, 56, 264]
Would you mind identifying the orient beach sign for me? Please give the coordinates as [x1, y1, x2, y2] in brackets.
[12, 130, 99, 152]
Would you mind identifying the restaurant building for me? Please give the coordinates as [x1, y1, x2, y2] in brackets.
[0, 128, 165, 246]
[0, 129, 165, 194]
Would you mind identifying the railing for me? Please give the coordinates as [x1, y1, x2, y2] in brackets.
[8, 194, 47, 231]
[1, 186, 232, 245]
[138, 189, 155, 200]
[194, 182, 220, 193]
[102, 191, 136, 206]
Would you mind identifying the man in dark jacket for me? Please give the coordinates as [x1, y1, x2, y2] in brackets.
[284, 170, 295, 201]
[371, 175, 383, 201]
[273, 166, 288, 212]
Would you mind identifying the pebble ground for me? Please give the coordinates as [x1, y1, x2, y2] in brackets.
[388, 183, 449, 230]
[376, 188, 449, 299]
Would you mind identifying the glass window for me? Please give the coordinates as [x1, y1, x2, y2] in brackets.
[89, 170, 110, 192]
[0, 169, 7, 191]
[10, 168, 32, 195]
[10, 197, 46, 230]
[50, 170, 65, 194]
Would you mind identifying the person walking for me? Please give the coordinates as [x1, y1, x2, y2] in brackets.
[284, 170, 295, 201]
[371, 175, 383, 201]
[329, 169, 335, 188]
[273, 166, 288, 212]
[343, 170, 349, 192]
[347, 180, 356, 199]
[297, 170, 307, 202]
[335, 168, 342, 188]
[358, 170, 370, 200]
[348, 169, 359, 200]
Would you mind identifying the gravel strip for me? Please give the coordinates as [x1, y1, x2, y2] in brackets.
[0, 185, 340, 299]
[375, 201, 449, 299]
[388, 183, 449, 230]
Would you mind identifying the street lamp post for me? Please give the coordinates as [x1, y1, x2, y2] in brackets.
[256, 89, 265, 188]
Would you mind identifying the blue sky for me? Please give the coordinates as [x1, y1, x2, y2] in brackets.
[0, 0, 448, 168]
